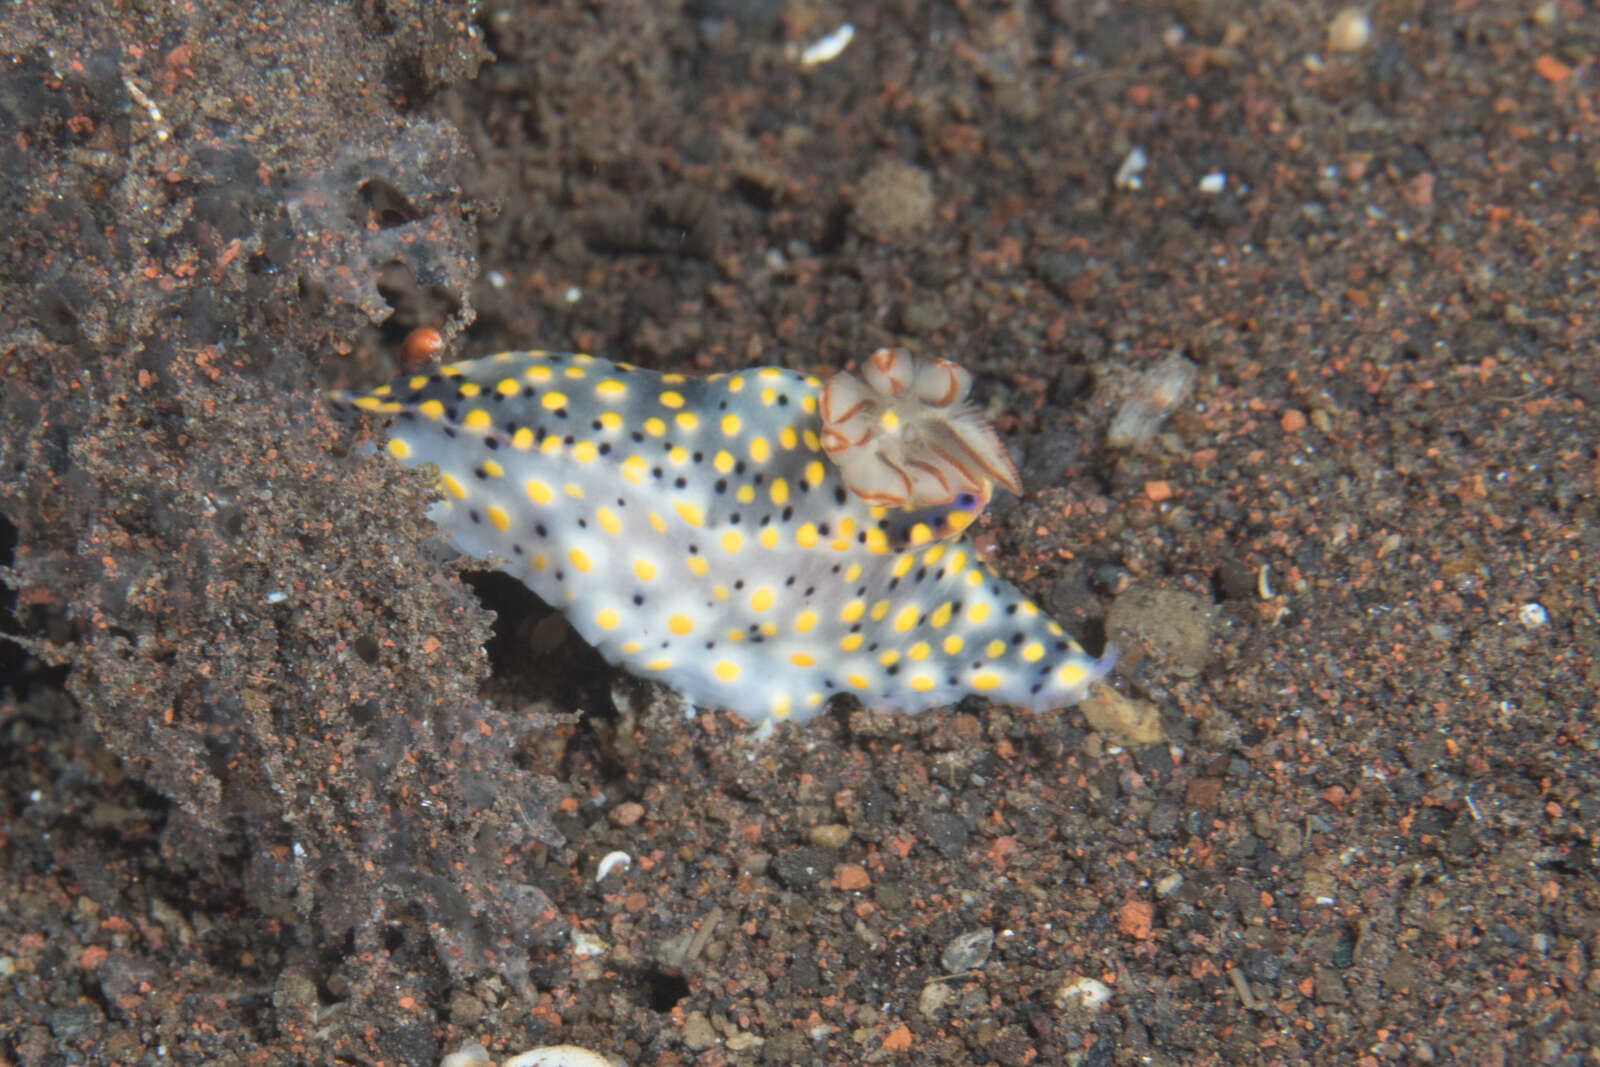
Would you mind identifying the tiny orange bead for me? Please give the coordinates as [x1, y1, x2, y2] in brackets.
[399, 326, 445, 372]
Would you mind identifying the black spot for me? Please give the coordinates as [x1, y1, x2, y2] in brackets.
[688, 544, 699, 554]
[631, 432, 644, 442]
[443, 426, 458, 438]
[617, 497, 626, 506]
[784, 575, 795, 586]
[817, 523, 829, 535]
[805, 586, 815, 596]
[474, 468, 488, 480]
[485, 437, 501, 451]
[1055, 640, 1070, 651]
[554, 408, 569, 419]
[1006, 604, 1018, 615]
[599, 442, 612, 455]
[399, 410, 416, 420]
[1011, 632, 1027, 644]
[535, 523, 548, 537]
[469, 510, 481, 523]
[759, 514, 771, 526]
[777, 394, 789, 405]
[715, 479, 728, 493]
[564, 434, 576, 445]
[834, 487, 848, 505]
[734, 579, 744, 589]
[429, 373, 443, 382]
[652, 467, 664, 479]
[915, 568, 927, 582]
[705, 641, 715, 649]
[782, 507, 794, 521]
[674, 477, 687, 488]
[591, 419, 603, 431]
[753, 472, 764, 485]
[554, 569, 565, 581]
[522, 385, 536, 397]
[735, 461, 747, 474]
[886, 665, 900, 676]
[888, 578, 900, 592]
[633, 594, 645, 605]
[577, 518, 587, 528]
[512, 544, 522, 554]
[718, 400, 727, 409]
[867, 642, 879, 652]
[445, 406, 459, 421]
[857, 532, 867, 543]
[729, 513, 741, 525]
[798, 479, 809, 492]
[1030, 682, 1044, 694]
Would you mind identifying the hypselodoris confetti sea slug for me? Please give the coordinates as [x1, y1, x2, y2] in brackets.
[331, 347, 1113, 724]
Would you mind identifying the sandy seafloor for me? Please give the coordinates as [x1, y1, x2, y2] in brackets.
[2, 1, 1598, 1064]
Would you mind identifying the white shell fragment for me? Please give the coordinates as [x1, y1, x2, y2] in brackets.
[502, 1048, 621, 1067]
[820, 347, 1022, 509]
[595, 850, 632, 882]
[798, 23, 855, 68]
[1107, 353, 1198, 449]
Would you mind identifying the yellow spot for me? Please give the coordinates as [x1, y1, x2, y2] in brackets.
[747, 587, 774, 612]
[531, 553, 548, 572]
[569, 548, 592, 573]
[841, 634, 863, 651]
[541, 392, 568, 410]
[646, 658, 672, 671]
[930, 602, 953, 628]
[633, 559, 655, 580]
[407, 375, 428, 390]
[844, 563, 862, 582]
[893, 605, 919, 632]
[908, 642, 930, 661]
[486, 505, 510, 532]
[712, 585, 730, 601]
[540, 435, 563, 455]
[779, 426, 797, 450]
[893, 554, 916, 578]
[439, 364, 462, 377]
[386, 438, 412, 460]
[803, 429, 821, 451]
[458, 382, 481, 398]
[761, 387, 776, 406]
[675, 500, 704, 527]
[773, 695, 792, 719]
[870, 599, 891, 621]
[1022, 642, 1045, 662]
[947, 550, 968, 572]
[986, 639, 1006, 658]
[668, 446, 689, 464]
[847, 673, 870, 690]
[911, 675, 935, 692]
[878, 650, 900, 666]
[1057, 662, 1089, 686]
[481, 459, 504, 478]
[749, 436, 770, 462]
[736, 485, 755, 504]
[805, 460, 825, 485]
[878, 409, 901, 431]
[659, 390, 684, 409]
[795, 609, 817, 633]
[661, 373, 685, 384]
[1047, 621, 1064, 636]
[496, 378, 520, 396]
[687, 556, 709, 576]
[440, 473, 466, 499]
[572, 441, 598, 463]
[599, 411, 622, 431]
[648, 511, 667, 533]
[563, 482, 584, 499]
[722, 530, 743, 553]
[864, 528, 890, 554]
[564, 365, 586, 379]
[760, 621, 777, 636]
[715, 660, 740, 681]
[972, 672, 1001, 691]
[1019, 601, 1039, 617]
[644, 417, 666, 436]
[721, 414, 741, 436]
[726, 629, 745, 642]
[942, 635, 964, 655]
[840, 600, 865, 623]
[966, 570, 983, 587]
[462, 408, 490, 430]
[791, 652, 814, 667]
[595, 609, 620, 630]
[807, 693, 824, 707]
[676, 412, 698, 431]
[923, 545, 947, 565]
[797, 523, 819, 548]
[597, 507, 622, 535]
[596, 378, 626, 399]
[909, 523, 934, 546]
[419, 399, 445, 420]
[621, 456, 648, 483]
[801, 394, 817, 414]
[758, 368, 782, 380]
[524, 365, 552, 381]
[669, 614, 694, 635]
[770, 478, 789, 505]
[727, 375, 745, 393]
[967, 602, 990, 624]
[760, 527, 780, 549]
[714, 450, 735, 473]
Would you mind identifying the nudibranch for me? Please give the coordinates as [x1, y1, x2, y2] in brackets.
[331, 347, 1112, 724]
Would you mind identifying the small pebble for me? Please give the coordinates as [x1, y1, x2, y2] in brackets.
[940, 928, 995, 973]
